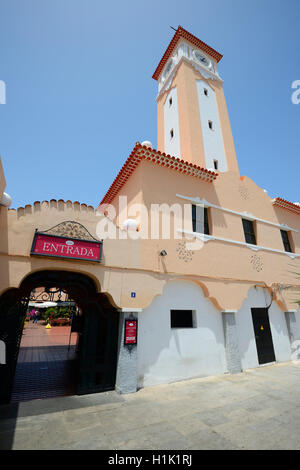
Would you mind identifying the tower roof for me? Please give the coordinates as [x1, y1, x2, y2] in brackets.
[152, 26, 223, 81]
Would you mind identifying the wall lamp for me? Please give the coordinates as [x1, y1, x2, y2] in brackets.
[160, 250, 167, 257]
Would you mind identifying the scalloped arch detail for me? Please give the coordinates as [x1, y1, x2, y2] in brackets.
[142, 277, 223, 312]
[171, 277, 223, 311]
[238, 284, 289, 313]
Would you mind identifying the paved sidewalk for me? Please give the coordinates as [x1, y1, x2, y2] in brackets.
[1, 362, 300, 450]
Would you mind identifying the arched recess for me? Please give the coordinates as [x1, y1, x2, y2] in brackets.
[0, 270, 120, 404]
[169, 277, 224, 311]
[138, 278, 227, 388]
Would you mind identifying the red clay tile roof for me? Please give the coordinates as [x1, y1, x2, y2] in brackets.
[273, 197, 300, 215]
[152, 26, 223, 81]
[98, 143, 218, 207]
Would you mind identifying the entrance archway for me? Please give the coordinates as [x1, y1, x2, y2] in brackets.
[0, 270, 120, 404]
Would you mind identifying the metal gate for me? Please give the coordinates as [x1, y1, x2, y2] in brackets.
[0, 271, 119, 404]
[77, 301, 119, 395]
[0, 290, 29, 404]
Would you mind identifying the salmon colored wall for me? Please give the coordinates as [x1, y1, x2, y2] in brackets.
[0, 158, 6, 201]
[125, 160, 300, 310]
[107, 162, 144, 228]
[157, 59, 239, 174]
[213, 82, 239, 174]
[0, 199, 167, 309]
[1, 160, 300, 312]
[157, 60, 206, 167]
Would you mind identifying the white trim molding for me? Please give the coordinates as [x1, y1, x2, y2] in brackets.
[178, 229, 300, 259]
[118, 308, 143, 313]
[157, 42, 223, 100]
[176, 194, 298, 233]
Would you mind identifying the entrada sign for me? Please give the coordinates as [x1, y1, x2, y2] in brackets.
[31, 232, 102, 262]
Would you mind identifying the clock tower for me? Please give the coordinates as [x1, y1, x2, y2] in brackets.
[153, 26, 239, 174]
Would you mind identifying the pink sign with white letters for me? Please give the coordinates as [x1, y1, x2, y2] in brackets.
[31, 233, 102, 262]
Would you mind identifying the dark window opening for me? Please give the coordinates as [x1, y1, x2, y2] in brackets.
[170, 129, 174, 139]
[281, 230, 293, 252]
[204, 88, 208, 96]
[169, 97, 172, 106]
[213, 160, 218, 170]
[242, 218, 256, 245]
[208, 120, 213, 130]
[171, 310, 195, 328]
[192, 205, 210, 235]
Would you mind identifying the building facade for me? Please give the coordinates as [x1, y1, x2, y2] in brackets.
[0, 26, 300, 403]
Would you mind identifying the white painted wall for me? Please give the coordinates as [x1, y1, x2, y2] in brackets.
[196, 80, 227, 172]
[289, 307, 300, 340]
[236, 287, 291, 370]
[157, 41, 222, 96]
[164, 87, 181, 158]
[137, 280, 227, 387]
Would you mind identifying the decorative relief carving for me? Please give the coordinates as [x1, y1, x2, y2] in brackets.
[239, 185, 251, 200]
[176, 241, 194, 263]
[250, 254, 263, 272]
[41, 221, 97, 241]
[157, 52, 222, 99]
[190, 61, 219, 81]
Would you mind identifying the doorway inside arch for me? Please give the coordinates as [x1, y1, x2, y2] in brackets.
[0, 270, 120, 404]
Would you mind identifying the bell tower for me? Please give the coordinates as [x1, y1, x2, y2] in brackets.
[153, 26, 239, 174]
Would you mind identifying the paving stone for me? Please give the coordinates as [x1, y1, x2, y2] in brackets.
[185, 428, 239, 450]
[192, 409, 230, 427]
[2, 362, 300, 449]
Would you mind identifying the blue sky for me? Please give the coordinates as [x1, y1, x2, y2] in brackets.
[0, 0, 299, 209]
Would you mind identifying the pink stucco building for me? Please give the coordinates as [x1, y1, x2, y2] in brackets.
[0, 27, 300, 403]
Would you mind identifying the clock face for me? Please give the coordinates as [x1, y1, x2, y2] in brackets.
[194, 51, 211, 68]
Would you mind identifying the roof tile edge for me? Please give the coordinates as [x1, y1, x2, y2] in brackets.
[98, 142, 218, 207]
[272, 197, 300, 215]
[152, 25, 223, 81]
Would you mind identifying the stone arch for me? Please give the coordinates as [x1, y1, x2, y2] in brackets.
[0, 268, 120, 404]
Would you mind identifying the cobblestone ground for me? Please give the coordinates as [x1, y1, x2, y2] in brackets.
[1, 362, 300, 450]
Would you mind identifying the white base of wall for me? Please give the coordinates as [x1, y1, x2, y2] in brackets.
[137, 282, 295, 389]
[236, 287, 291, 370]
[137, 281, 227, 388]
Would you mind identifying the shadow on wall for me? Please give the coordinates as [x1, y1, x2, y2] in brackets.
[137, 280, 227, 388]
